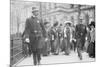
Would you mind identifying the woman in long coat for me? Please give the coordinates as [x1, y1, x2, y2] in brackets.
[63, 23, 71, 55]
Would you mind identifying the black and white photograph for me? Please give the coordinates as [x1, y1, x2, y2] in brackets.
[10, 0, 95, 67]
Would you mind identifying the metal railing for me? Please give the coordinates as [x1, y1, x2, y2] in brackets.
[10, 35, 26, 66]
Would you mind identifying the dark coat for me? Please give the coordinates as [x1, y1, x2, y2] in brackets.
[50, 28, 57, 41]
[75, 24, 87, 49]
[24, 16, 46, 51]
[87, 41, 95, 58]
[62, 27, 71, 51]
[75, 24, 87, 39]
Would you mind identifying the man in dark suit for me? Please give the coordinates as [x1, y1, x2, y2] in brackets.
[75, 19, 87, 60]
[24, 7, 46, 65]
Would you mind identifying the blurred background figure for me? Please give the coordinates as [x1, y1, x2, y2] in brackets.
[87, 21, 95, 58]
[42, 21, 51, 56]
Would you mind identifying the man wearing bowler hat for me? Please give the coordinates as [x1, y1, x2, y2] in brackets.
[24, 7, 46, 65]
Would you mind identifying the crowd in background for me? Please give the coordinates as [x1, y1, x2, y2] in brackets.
[21, 7, 95, 65]
[22, 18, 95, 59]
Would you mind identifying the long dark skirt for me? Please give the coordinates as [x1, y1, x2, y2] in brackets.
[87, 41, 95, 58]
[61, 38, 70, 55]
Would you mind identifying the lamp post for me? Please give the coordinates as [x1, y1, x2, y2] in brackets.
[77, 5, 81, 24]
[39, 2, 42, 22]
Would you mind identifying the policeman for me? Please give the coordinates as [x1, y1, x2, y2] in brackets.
[24, 7, 46, 65]
[75, 19, 87, 60]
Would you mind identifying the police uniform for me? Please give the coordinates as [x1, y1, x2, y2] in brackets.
[75, 24, 87, 60]
[24, 12, 46, 65]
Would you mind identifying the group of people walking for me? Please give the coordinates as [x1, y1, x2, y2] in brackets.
[22, 7, 95, 65]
